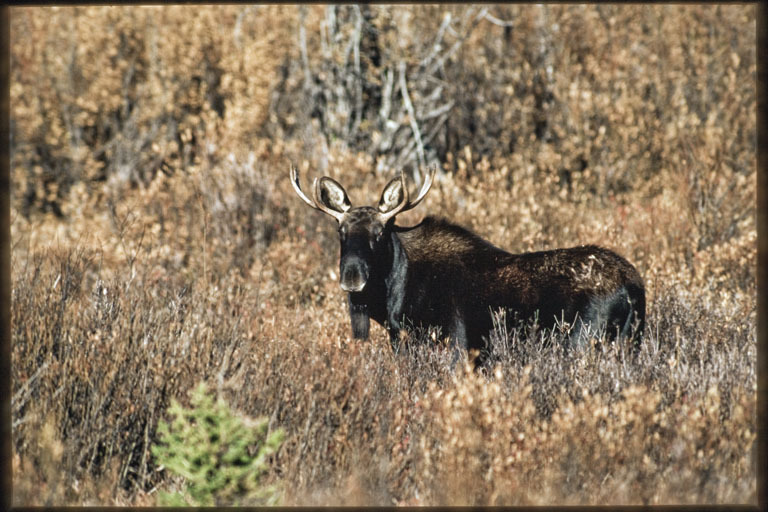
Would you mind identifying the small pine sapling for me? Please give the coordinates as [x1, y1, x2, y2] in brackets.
[151, 382, 284, 506]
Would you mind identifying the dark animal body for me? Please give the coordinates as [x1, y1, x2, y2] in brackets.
[290, 167, 645, 360]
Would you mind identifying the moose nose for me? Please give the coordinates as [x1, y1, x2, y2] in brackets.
[340, 280, 366, 292]
[340, 262, 368, 292]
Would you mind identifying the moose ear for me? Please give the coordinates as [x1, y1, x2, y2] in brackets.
[378, 176, 406, 214]
[317, 177, 352, 214]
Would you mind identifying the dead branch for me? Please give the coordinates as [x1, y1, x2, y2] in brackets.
[398, 60, 426, 169]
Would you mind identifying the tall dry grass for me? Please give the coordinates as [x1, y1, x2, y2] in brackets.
[10, 4, 756, 506]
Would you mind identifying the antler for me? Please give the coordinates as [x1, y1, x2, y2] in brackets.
[290, 166, 317, 208]
[407, 165, 436, 210]
[289, 166, 347, 222]
[313, 176, 349, 222]
[378, 165, 436, 224]
[378, 172, 410, 224]
[292, 165, 436, 224]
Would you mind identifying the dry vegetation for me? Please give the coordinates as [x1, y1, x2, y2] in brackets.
[10, 4, 756, 506]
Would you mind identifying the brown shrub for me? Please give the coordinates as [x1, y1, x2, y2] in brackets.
[10, 4, 755, 506]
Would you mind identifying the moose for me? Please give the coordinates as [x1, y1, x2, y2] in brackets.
[290, 166, 645, 361]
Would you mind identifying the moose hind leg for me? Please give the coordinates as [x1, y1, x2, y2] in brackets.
[574, 287, 634, 349]
[622, 283, 646, 351]
[591, 287, 639, 343]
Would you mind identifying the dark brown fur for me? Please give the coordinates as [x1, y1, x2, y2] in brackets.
[395, 217, 645, 354]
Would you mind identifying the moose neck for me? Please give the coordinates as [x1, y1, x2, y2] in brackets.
[348, 229, 408, 340]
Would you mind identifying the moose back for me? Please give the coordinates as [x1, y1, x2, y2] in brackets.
[290, 166, 645, 358]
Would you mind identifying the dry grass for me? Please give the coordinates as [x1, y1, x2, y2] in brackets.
[10, 4, 756, 506]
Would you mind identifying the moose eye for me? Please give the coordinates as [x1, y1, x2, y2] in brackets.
[370, 228, 384, 248]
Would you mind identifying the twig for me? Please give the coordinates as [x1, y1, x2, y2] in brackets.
[422, 111, 451, 148]
[350, 5, 364, 136]
[233, 6, 258, 48]
[426, 7, 488, 77]
[398, 61, 425, 170]
[139, 407, 152, 489]
[11, 360, 50, 412]
[298, 6, 313, 91]
[379, 66, 395, 122]
[420, 12, 453, 71]
[421, 100, 454, 122]
[482, 11, 515, 28]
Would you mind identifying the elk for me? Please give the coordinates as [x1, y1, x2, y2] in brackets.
[290, 166, 645, 361]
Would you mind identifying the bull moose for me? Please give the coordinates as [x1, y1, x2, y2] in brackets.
[290, 166, 645, 361]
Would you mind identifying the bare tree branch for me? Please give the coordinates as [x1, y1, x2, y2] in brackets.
[351, 6, 364, 137]
[398, 60, 425, 169]
[285, 5, 494, 173]
[426, 7, 488, 77]
[379, 66, 395, 122]
[482, 11, 515, 28]
[420, 12, 452, 70]
[421, 100, 454, 122]
[298, 6, 313, 91]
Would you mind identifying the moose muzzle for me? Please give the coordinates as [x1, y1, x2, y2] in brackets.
[340, 256, 369, 292]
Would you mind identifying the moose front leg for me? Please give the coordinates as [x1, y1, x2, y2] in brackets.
[348, 299, 370, 340]
[387, 326, 403, 354]
[385, 311, 405, 354]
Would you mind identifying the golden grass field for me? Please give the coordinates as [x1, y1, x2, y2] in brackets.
[10, 5, 756, 505]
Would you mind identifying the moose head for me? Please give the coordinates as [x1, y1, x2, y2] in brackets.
[290, 166, 435, 293]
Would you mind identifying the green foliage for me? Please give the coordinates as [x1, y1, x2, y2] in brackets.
[151, 382, 284, 507]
